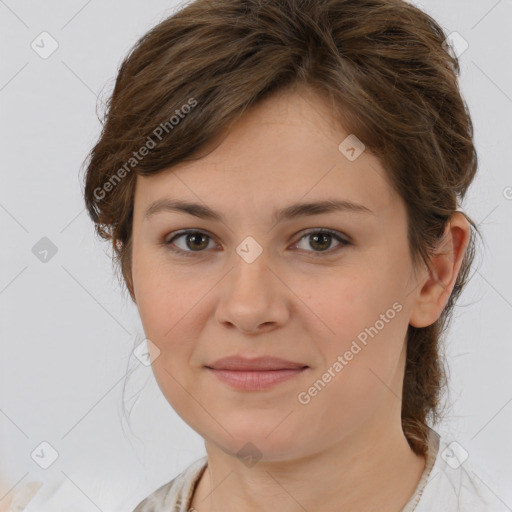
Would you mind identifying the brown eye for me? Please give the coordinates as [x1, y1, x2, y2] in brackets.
[163, 228, 350, 258]
[165, 230, 214, 256]
[293, 229, 349, 256]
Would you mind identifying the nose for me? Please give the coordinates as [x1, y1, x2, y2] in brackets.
[214, 249, 290, 334]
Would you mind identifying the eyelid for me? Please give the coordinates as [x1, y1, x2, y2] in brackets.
[163, 229, 218, 257]
[290, 228, 351, 256]
[163, 227, 351, 257]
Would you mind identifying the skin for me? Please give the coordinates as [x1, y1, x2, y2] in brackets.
[0, 486, 12, 512]
[130, 86, 470, 512]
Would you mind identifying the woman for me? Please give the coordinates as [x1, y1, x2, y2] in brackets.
[82, 0, 504, 510]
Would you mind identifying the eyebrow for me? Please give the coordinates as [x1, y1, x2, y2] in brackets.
[144, 197, 374, 224]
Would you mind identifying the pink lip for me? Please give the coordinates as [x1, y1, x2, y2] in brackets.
[206, 355, 307, 371]
[207, 368, 307, 390]
[205, 356, 308, 391]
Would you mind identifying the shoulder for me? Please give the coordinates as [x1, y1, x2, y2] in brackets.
[415, 429, 508, 512]
[132, 456, 208, 512]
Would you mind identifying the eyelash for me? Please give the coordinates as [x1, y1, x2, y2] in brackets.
[162, 228, 351, 258]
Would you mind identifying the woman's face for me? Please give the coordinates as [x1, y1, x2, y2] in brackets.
[131, 88, 425, 460]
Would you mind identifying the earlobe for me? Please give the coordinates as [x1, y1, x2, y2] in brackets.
[409, 213, 470, 328]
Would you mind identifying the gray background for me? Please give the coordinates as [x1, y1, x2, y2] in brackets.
[1, 0, 511, 510]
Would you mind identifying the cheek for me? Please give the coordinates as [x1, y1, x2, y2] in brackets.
[305, 272, 407, 388]
[131, 251, 210, 365]
[299, 272, 387, 342]
[135, 279, 205, 422]
[132, 247, 192, 337]
[300, 316, 407, 440]
[300, 364, 387, 443]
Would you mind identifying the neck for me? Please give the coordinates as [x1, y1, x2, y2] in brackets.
[191, 419, 427, 512]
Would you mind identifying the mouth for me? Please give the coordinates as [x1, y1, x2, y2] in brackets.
[206, 355, 308, 371]
[205, 356, 309, 391]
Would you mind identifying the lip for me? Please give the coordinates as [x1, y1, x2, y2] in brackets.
[206, 355, 308, 371]
[205, 356, 308, 391]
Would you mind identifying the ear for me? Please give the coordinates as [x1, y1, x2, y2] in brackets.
[409, 213, 471, 328]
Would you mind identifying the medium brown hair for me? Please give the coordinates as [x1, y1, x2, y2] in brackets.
[82, 0, 481, 457]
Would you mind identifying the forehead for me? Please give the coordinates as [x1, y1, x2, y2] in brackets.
[133, 89, 400, 221]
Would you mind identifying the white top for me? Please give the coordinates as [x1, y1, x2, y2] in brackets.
[6, 428, 507, 511]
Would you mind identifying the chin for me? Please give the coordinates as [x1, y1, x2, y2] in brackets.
[205, 423, 307, 462]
